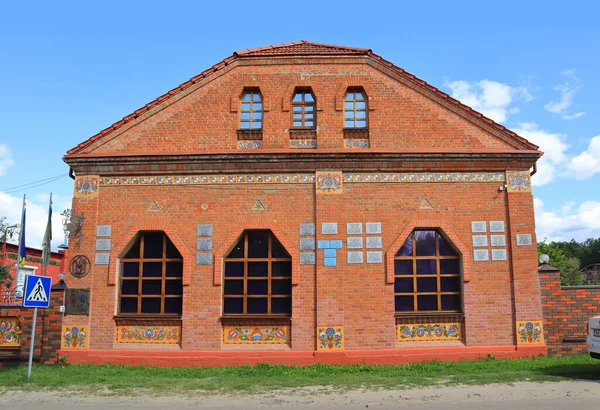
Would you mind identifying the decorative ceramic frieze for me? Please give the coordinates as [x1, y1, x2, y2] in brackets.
[345, 172, 505, 183]
[117, 325, 181, 344]
[516, 321, 544, 345]
[237, 141, 262, 150]
[223, 326, 290, 344]
[506, 171, 531, 192]
[73, 175, 99, 198]
[61, 325, 88, 349]
[344, 139, 369, 148]
[317, 326, 344, 350]
[316, 171, 343, 194]
[289, 139, 317, 149]
[0, 317, 22, 347]
[397, 323, 462, 342]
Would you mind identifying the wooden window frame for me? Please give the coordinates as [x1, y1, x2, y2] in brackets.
[394, 230, 462, 315]
[290, 89, 316, 129]
[118, 232, 183, 317]
[344, 89, 368, 129]
[223, 230, 292, 318]
[239, 90, 263, 131]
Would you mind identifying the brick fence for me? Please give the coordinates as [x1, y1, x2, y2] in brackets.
[539, 263, 600, 355]
[0, 287, 65, 365]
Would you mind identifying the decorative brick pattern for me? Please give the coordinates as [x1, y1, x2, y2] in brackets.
[223, 326, 290, 344]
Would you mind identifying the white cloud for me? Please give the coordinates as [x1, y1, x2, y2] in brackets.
[535, 198, 600, 242]
[0, 144, 15, 176]
[0, 191, 68, 251]
[445, 79, 531, 124]
[544, 69, 585, 120]
[567, 135, 600, 180]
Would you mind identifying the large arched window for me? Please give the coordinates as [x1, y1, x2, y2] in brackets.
[394, 230, 461, 314]
[291, 89, 316, 128]
[223, 230, 292, 316]
[344, 89, 367, 129]
[119, 232, 183, 316]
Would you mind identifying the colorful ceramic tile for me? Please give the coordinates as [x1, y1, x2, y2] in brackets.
[516, 320, 545, 345]
[344, 139, 369, 148]
[317, 326, 344, 350]
[73, 175, 99, 198]
[237, 141, 262, 150]
[397, 323, 462, 342]
[117, 325, 181, 344]
[0, 317, 23, 347]
[316, 171, 343, 194]
[289, 139, 317, 149]
[61, 325, 88, 349]
[345, 172, 505, 183]
[223, 326, 290, 344]
[506, 171, 532, 192]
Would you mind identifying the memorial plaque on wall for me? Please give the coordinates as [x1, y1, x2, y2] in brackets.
[516, 234, 532, 246]
[489, 221, 505, 233]
[492, 249, 508, 261]
[490, 235, 506, 247]
[473, 249, 489, 261]
[472, 235, 488, 247]
[471, 221, 486, 233]
[65, 288, 90, 315]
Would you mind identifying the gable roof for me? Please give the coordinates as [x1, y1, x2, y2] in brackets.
[66, 40, 539, 155]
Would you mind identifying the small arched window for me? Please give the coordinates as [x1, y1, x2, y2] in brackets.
[119, 231, 183, 316]
[291, 89, 316, 128]
[344, 89, 367, 129]
[240, 90, 263, 130]
[223, 230, 292, 316]
[394, 230, 461, 314]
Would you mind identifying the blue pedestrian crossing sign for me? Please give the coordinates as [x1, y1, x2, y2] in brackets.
[22, 275, 52, 308]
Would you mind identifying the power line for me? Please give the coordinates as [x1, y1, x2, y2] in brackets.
[0, 174, 68, 194]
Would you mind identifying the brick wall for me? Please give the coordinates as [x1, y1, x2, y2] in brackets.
[539, 264, 600, 355]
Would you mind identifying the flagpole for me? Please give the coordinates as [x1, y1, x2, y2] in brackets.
[16, 194, 25, 292]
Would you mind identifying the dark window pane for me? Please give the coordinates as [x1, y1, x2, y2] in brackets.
[417, 295, 438, 311]
[441, 277, 461, 292]
[120, 298, 138, 313]
[141, 298, 161, 314]
[224, 280, 244, 295]
[417, 278, 437, 292]
[438, 235, 456, 256]
[122, 262, 139, 277]
[124, 240, 140, 258]
[121, 280, 138, 295]
[415, 231, 436, 256]
[224, 262, 244, 277]
[143, 232, 164, 258]
[396, 235, 413, 256]
[165, 280, 183, 295]
[228, 237, 244, 258]
[247, 280, 268, 295]
[142, 262, 162, 277]
[395, 296, 414, 312]
[142, 280, 161, 295]
[166, 262, 183, 277]
[247, 298, 268, 314]
[224, 298, 243, 314]
[248, 231, 269, 257]
[272, 261, 291, 277]
[394, 278, 413, 293]
[164, 298, 182, 314]
[165, 237, 181, 258]
[248, 262, 268, 277]
[271, 298, 291, 314]
[272, 279, 291, 295]
[440, 259, 459, 274]
[271, 237, 290, 258]
[416, 260, 436, 274]
[441, 295, 461, 311]
[394, 260, 413, 275]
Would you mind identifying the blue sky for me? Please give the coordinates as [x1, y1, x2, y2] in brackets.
[1, 0, 599, 248]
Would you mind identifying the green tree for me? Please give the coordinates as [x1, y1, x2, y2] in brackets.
[538, 241, 583, 285]
[0, 216, 19, 283]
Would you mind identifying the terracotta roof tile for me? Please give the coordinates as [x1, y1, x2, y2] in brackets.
[235, 40, 370, 57]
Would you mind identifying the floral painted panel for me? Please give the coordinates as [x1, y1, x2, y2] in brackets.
[223, 326, 290, 344]
[315, 172, 343, 195]
[73, 175, 99, 198]
[61, 325, 88, 349]
[0, 317, 23, 347]
[397, 323, 462, 342]
[317, 326, 344, 350]
[516, 320, 544, 345]
[116, 325, 181, 344]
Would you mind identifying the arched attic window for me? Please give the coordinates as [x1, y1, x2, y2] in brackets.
[291, 89, 316, 129]
[119, 231, 183, 316]
[223, 230, 292, 317]
[238, 89, 263, 141]
[343, 88, 369, 140]
[394, 230, 462, 314]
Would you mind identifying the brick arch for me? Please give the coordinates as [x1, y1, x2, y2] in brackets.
[281, 79, 325, 113]
[213, 222, 299, 286]
[385, 219, 472, 284]
[108, 215, 193, 286]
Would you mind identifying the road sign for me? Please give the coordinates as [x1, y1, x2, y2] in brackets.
[22, 275, 51, 308]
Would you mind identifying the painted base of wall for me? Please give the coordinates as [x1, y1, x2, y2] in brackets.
[60, 345, 547, 367]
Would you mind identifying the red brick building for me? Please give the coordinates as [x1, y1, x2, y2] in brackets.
[60, 41, 546, 365]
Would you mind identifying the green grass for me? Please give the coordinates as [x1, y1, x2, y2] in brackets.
[0, 354, 598, 395]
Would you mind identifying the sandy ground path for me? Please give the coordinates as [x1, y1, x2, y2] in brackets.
[1, 380, 599, 409]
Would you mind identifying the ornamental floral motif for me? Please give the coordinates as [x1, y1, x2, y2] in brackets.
[344, 139, 369, 148]
[73, 176, 99, 198]
[0, 317, 23, 347]
[289, 139, 317, 148]
[506, 171, 532, 192]
[397, 323, 462, 342]
[516, 320, 544, 345]
[116, 326, 180, 344]
[315, 171, 343, 195]
[223, 326, 290, 344]
[317, 326, 344, 350]
[237, 141, 262, 150]
[61, 325, 88, 349]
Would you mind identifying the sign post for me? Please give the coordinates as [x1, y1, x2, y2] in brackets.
[22, 274, 51, 382]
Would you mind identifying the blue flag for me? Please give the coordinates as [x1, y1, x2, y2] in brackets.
[17, 195, 26, 267]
